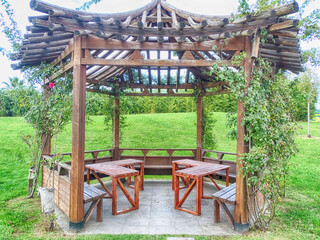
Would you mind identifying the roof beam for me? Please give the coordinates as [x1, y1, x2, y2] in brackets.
[51, 38, 74, 65]
[82, 36, 245, 51]
[88, 81, 225, 90]
[81, 58, 231, 67]
[268, 19, 299, 32]
[46, 60, 74, 82]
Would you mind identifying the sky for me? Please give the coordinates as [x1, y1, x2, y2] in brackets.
[0, 0, 319, 108]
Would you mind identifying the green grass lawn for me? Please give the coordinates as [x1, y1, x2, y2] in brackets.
[0, 112, 319, 239]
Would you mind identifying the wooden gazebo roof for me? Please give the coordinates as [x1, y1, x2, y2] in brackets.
[11, 0, 302, 95]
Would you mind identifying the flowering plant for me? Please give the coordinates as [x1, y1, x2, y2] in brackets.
[21, 64, 72, 198]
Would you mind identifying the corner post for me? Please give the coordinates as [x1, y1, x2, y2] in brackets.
[234, 37, 252, 232]
[113, 95, 120, 160]
[69, 36, 86, 230]
[196, 95, 203, 161]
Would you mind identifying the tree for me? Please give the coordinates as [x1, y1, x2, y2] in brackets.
[237, 0, 320, 65]
[297, 69, 319, 137]
[2, 76, 24, 89]
[0, 77, 37, 117]
[0, 0, 22, 56]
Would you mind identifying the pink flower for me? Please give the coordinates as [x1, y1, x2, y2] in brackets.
[49, 82, 54, 89]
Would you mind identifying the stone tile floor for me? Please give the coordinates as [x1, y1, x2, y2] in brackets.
[56, 180, 236, 236]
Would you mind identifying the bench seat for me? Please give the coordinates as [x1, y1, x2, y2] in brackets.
[212, 183, 236, 228]
[83, 183, 106, 224]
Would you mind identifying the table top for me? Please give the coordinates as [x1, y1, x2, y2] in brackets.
[174, 159, 230, 178]
[173, 159, 219, 167]
[86, 161, 140, 178]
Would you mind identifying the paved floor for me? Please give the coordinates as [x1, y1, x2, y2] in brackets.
[56, 180, 236, 236]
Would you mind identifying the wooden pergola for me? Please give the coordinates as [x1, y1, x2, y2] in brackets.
[12, 0, 302, 231]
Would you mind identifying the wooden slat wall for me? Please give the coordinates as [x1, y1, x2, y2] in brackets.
[42, 166, 71, 216]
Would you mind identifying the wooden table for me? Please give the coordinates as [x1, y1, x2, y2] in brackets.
[172, 159, 230, 216]
[101, 159, 145, 190]
[86, 159, 144, 215]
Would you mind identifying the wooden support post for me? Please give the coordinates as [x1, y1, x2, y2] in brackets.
[234, 37, 252, 232]
[69, 36, 86, 231]
[196, 95, 203, 161]
[113, 96, 120, 160]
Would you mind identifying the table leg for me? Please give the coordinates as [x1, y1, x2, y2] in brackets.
[134, 175, 139, 209]
[186, 166, 190, 187]
[174, 175, 179, 208]
[127, 166, 132, 187]
[86, 169, 90, 184]
[226, 168, 229, 187]
[201, 177, 204, 197]
[140, 163, 144, 190]
[196, 177, 202, 215]
[214, 200, 220, 223]
[172, 163, 177, 190]
[112, 177, 117, 215]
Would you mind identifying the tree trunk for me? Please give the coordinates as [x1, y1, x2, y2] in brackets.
[308, 100, 311, 138]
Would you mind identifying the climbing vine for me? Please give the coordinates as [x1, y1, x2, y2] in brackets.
[102, 81, 128, 145]
[211, 56, 298, 229]
[21, 63, 73, 198]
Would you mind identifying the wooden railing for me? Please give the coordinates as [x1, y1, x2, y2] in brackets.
[119, 148, 196, 168]
[52, 148, 236, 180]
[61, 149, 113, 165]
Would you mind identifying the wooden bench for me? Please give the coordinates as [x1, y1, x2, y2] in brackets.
[83, 183, 106, 224]
[212, 183, 236, 228]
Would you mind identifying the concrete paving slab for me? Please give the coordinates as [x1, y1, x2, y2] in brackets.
[55, 180, 237, 236]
